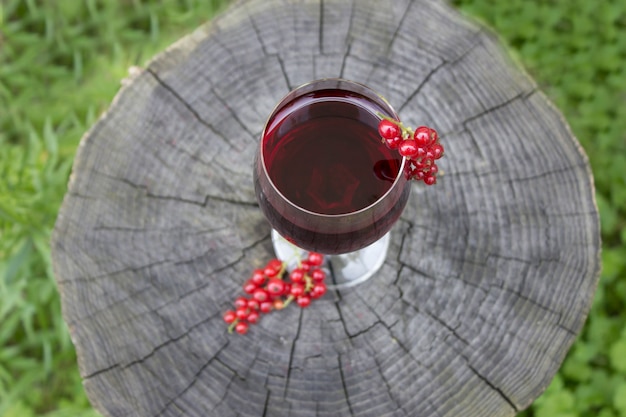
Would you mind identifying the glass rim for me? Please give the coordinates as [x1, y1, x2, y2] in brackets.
[259, 77, 407, 219]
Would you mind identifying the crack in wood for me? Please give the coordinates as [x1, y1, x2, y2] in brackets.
[346, 320, 383, 340]
[91, 225, 228, 234]
[161, 135, 217, 169]
[145, 68, 236, 150]
[78, 283, 155, 325]
[461, 88, 538, 129]
[275, 54, 293, 91]
[57, 259, 172, 286]
[283, 306, 304, 398]
[202, 193, 259, 208]
[82, 363, 120, 380]
[471, 307, 569, 371]
[398, 262, 439, 283]
[245, 4, 269, 56]
[162, 231, 271, 301]
[396, 60, 445, 113]
[215, 355, 248, 382]
[466, 363, 518, 412]
[324, 0, 355, 78]
[67, 191, 98, 201]
[387, 329, 431, 371]
[397, 28, 486, 113]
[388, 0, 414, 50]
[64, 233, 268, 330]
[339, 41, 352, 79]
[155, 342, 232, 416]
[338, 355, 356, 416]
[370, 350, 408, 417]
[332, 293, 357, 347]
[210, 87, 256, 138]
[353, 290, 401, 333]
[486, 283, 577, 338]
[508, 162, 586, 184]
[94, 167, 257, 207]
[398, 252, 577, 367]
[383, 320, 483, 417]
[362, 0, 415, 84]
[85, 314, 226, 381]
[261, 388, 271, 417]
[318, 0, 324, 55]
[400, 298, 470, 347]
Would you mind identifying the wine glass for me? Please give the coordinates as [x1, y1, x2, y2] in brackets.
[254, 78, 410, 289]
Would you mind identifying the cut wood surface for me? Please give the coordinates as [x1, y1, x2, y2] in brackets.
[51, 0, 601, 416]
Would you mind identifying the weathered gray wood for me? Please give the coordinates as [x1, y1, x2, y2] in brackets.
[51, 0, 601, 416]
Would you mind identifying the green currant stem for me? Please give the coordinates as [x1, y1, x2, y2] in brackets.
[277, 252, 302, 280]
[277, 263, 287, 279]
[227, 319, 238, 333]
[304, 275, 314, 292]
[282, 295, 295, 308]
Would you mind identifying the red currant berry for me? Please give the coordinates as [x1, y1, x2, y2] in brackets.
[424, 175, 437, 186]
[414, 126, 433, 147]
[260, 301, 273, 313]
[414, 159, 427, 169]
[250, 269, 266, 286]
[296, 295, 312, 308]
[429, 164, 439, 175]
[247, 310, 260, 324]
[234, 296, 248, 309]
[307, 252, 324, 266]
[311, 269, 326, 282]
[273, 299, 285, 310]
[399, 139, 419, 159]
[243, 280, 257, 294]
[235, 321, 249, 334]
[266, 278, 286, 296]
[289, 268, 305, 283]
[264, 266, 278, 277]
[290, 283, 305, 297]
[223, 310, 237, 324]
[300, 261, 312, 272]
[247, 299, 260, 310]
[429, 127, 438, 143]
[378, 119, 401, 139]
[310, 282, 327, 299]
[413, 170, 426, 181]
[253, 288, 270, 302]
[430, 143, 444, 159]
[385, 135, 403, 150]
[236, 307, 249, 320]
[266, 258, 283, 273]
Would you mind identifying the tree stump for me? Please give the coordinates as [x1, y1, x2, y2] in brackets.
[51, 0, 601, 416]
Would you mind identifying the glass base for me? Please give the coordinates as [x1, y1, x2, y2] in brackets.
[271, 230, 390, 290]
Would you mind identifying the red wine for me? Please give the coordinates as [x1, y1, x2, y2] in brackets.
[264, 91, 401, 214]
[255, 87, 410, 254]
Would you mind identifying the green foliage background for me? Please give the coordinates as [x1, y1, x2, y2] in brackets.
[0, 0, 624, 416]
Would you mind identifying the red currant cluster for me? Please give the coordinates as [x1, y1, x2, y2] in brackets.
[223, 252, 327, 334]
[378, 117, 443, 185]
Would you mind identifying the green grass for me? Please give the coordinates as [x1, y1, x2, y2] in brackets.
[0, 1, 230, 415]
[1, 0, 625, 416]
